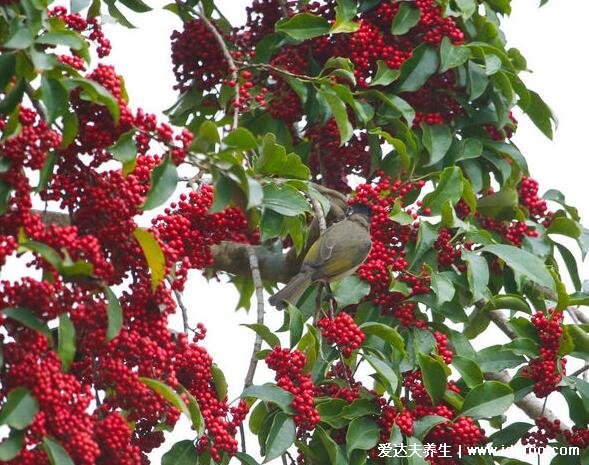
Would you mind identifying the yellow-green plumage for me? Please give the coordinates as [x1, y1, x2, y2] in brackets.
[269, 205, 372, 309]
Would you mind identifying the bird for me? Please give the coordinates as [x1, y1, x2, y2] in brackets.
[268, 203, 373, 309]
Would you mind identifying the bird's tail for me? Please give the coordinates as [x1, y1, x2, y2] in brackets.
[269, 272, 313, 310]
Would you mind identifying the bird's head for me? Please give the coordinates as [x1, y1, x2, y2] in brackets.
[347, 203, 373, 221]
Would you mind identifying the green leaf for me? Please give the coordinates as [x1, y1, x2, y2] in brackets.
[0, 79, 25, 116]
[235, 452, 262, 465]
[224, 127, 258, 150]
[333, 275, 370, 307]
[489, 422, 533, 448]
[478, 346, 526, 372]
[371, 61, 400, 86]
[141, 155, 178, 210]
[118, 0, 152, 12]
[40, 77, 68, 124]
[484, 53, 502, 75]
[319, 88, 353, 145]
[0, 429, 24, 461]
[461, 381, 514, 419]
[410, 222, 438, 268]
[262, 183, 310, 217]
[555, 243, 582, 291]
[2, 307, 51, 338]
[71, 0, 91, 13]
[391, 2, 421, 35]
[264, 413, 296, 463]
[547, 217, 582, 239]
[43, 437, 75, 465]
[104, 287, 123, 341]
[104, 0, 136, 27]
[455, 0, 476, 17]
[346, 416, 380, 454]
[176, 385, 205, 434]
[412, 415, 450, 441]
[365, 354, 398, 395]
[477, 188, 518, 220]
[417, 353, 448, 405]
[161, 440, 198, 465]
[422, 166, 463, 214]
[133, 228, 166, 292]
[140, 378, 203, 432]
[37, 31, 88, 54]
[0, 387, 39, 430]
[430, 272, 455, 305]
[482, 244, 555, 290]
[331, 5, 360, 33]
[242, 323, 281, 348]
[0, 53, 16, 91]
[521, 90, 556, 139]
[565, 325, 589, 360]
[211, 363, 228, 399]
[36, 150, 57, 192]
[275, 13, 330, 40]
[287, 304, 304, 348]
[64, 78, 120, 122]
[462, 251, 489, 302]
[255, 133, 310, 179]
[396, 45, 439, 93]
[241, 384, 294, 413]
[57, 314, 76, 372]
[4, 26, 34, 49]
[422, 123, 453, 166]
[484, 295, 532, 315]
[452, 355, 483, 388]
[359, 322, 405, 354]
[108, 130, 137, 171]
[440, 37, 471, 73]
[468, 61, 489, 100]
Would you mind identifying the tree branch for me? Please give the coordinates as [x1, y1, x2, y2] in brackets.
[243, 244, 265, 388]
[195, 8, 240, 130]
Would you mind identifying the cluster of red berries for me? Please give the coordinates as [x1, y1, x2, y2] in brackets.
[518, 176, 552, 224]
[49, 7, 111, 59]
[266, 347, 321, 430]
[434, 228, 462, 268]
[318, 311, 365, 357]
[152, 185, 256, 290]
[426, 416, 487, 464]
[306, 120, 371, 192]
[522, 416, 589, 450]
[522, 310, 566, 398]
[483, 113, 517, 140]
[171, 19, 231, 92]
[521, 417, 562, 450]
[353, 176, 433, 318]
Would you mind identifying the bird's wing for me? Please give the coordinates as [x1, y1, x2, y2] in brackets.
[303, 222, 358, 279]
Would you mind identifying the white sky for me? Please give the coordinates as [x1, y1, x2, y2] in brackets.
[14, 1, 589, 464]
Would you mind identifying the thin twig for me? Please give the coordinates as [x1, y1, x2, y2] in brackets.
[195, 7, 240, 130]
[236, 61, 316, 83]
[572, 364, 589, 378]
[239, 423, 247, 453]
[24, 82, 48, 122]
[311, 198, 326, 234]
[243, 244, 266, 388]
[168, 278, 192, 334]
